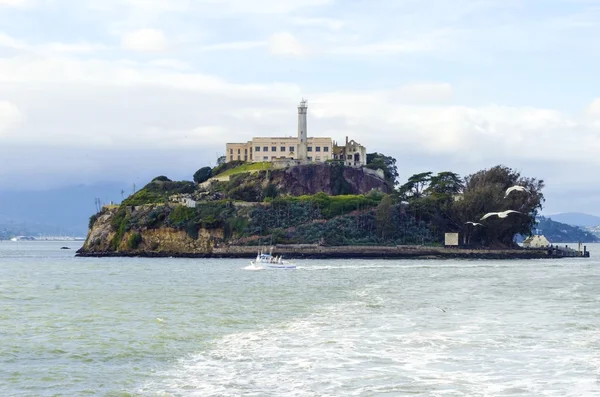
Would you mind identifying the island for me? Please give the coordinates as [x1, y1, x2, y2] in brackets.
[77, 155, 588, 259]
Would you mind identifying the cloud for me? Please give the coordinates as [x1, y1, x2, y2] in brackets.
[268, 32, 311, 57]
[0, 0, 28, 8]
[121, 28, 168, 52]
[0, 100, 22, 133]
[389, 83, 454, 104]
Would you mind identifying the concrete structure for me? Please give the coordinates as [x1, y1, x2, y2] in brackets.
[333, 137, 367, 166]
[297, 99, 308, 161]
[225, 99, 364, 165]
[522, 235, 551, 248]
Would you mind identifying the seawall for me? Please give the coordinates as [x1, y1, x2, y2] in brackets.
[76, 245, 584, 260]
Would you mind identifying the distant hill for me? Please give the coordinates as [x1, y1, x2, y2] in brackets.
[534, 217, 599, 243]
[0, 183, 124, 236]
[548, 212, 600, 227]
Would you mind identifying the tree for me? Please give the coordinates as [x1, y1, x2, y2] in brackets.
[375, 194, 395, 239]
[193, 167, 213, 184]
[453, 165, 545, 247]
[427, 172, 464, 197]
[217, 156, 226, 166]
[366, 153, 399, 186]
[399, 172, 432, 199]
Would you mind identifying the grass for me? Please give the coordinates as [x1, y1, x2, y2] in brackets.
[214, 162, 271, 178]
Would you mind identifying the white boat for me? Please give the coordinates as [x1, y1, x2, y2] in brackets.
[250, 248, 296, 269]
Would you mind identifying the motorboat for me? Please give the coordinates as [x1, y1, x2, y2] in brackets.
[250, 248, 296, 269]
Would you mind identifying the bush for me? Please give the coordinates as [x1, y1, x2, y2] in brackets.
[263, 184, 278, 200]
[89, 213, 99, 230]
[193, 167, 213, 184]
[152, 175, 172, 182]
[127, 232, 142, 249]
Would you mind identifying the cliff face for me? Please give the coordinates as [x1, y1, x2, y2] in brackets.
[270, 164, 391, 196]
[78, 162, 394, 257]
[79, 205, 225, 255]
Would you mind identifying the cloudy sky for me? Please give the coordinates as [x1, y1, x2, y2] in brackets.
[1, 0, 600, 214]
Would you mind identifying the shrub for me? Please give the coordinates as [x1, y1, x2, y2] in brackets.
[127, 232, 142, 249]
[193, 167, 213, 184]
[88, 213, 99, 230]
[263, 183, 278, 200]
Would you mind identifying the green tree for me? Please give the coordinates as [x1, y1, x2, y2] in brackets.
[193, 166, 213, 184]
[399, 172, 433, 199]
[453, 165, 545, 247]
[366, 153, 399, 186]
[375, 194, 395, 239]
[427, 172, 464, 197]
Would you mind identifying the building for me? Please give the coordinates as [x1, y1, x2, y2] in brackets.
[226, 136, 333, 163]
[522, 235, 551, 248]
[333, 137, 367, 167]
[225, 99, 364, 165]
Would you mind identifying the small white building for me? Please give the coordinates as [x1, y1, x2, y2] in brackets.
[522, 235, 551, 248]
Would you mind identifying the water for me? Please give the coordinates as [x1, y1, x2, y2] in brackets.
[1, 241, 600, 396]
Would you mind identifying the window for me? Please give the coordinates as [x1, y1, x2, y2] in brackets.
[255, 146, 260, 152]
[237, 155, 241, 160]
[289, 146, 295, 152]
[230, 149, 233, 154]
[272, 146, 277, 152]
[263, 146, 268, 152]
[308, 147, 313, 152]
[244, 155, 248, 161]
[237, 149, 240, 154]
[263, 156, 268, 160]
[316, 147, 321, 152]
[281, 146, 286, 152]
[324, 147, 329, 152]
[316, 156, 321, 161]
[230, 155, 233, 161]
[347, 155, 352, 160]
[308, 156, 313, 161]
[245, 149, 248, 154]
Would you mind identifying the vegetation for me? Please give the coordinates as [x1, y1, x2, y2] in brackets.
[89, 213, 99, 230]
[122, 177, 195, 206]
[193, 167, 212, 184]
[101, 154, 548, 251]
[212, 161, 271, 178]
[366, 153, 399, 186]
[127, 232, 142, 249]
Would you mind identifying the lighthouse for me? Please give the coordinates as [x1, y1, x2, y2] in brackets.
[297, 98, 308, 161]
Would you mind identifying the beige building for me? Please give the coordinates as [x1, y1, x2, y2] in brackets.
[226, 136, 333, 163]
[226, 99, 364, 165]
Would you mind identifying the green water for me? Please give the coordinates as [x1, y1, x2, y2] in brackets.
[2, 241, 600, 396]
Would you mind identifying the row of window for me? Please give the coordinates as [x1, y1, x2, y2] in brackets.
[229, 155, 328, 162]
[254, 146, 329, 152]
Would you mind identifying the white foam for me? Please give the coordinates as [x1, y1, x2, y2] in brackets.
[137, 266, 600, 397]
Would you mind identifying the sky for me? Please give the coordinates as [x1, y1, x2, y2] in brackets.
[1, 0, 600, 215]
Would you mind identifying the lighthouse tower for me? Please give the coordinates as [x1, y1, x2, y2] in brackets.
[297, 98, 308, 161]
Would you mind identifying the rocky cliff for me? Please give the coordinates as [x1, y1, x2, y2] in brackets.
[77, 163, 393, 257]
[80, 205, 226, 256]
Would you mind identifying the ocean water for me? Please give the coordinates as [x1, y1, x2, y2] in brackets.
[1, 241, 600, 397]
